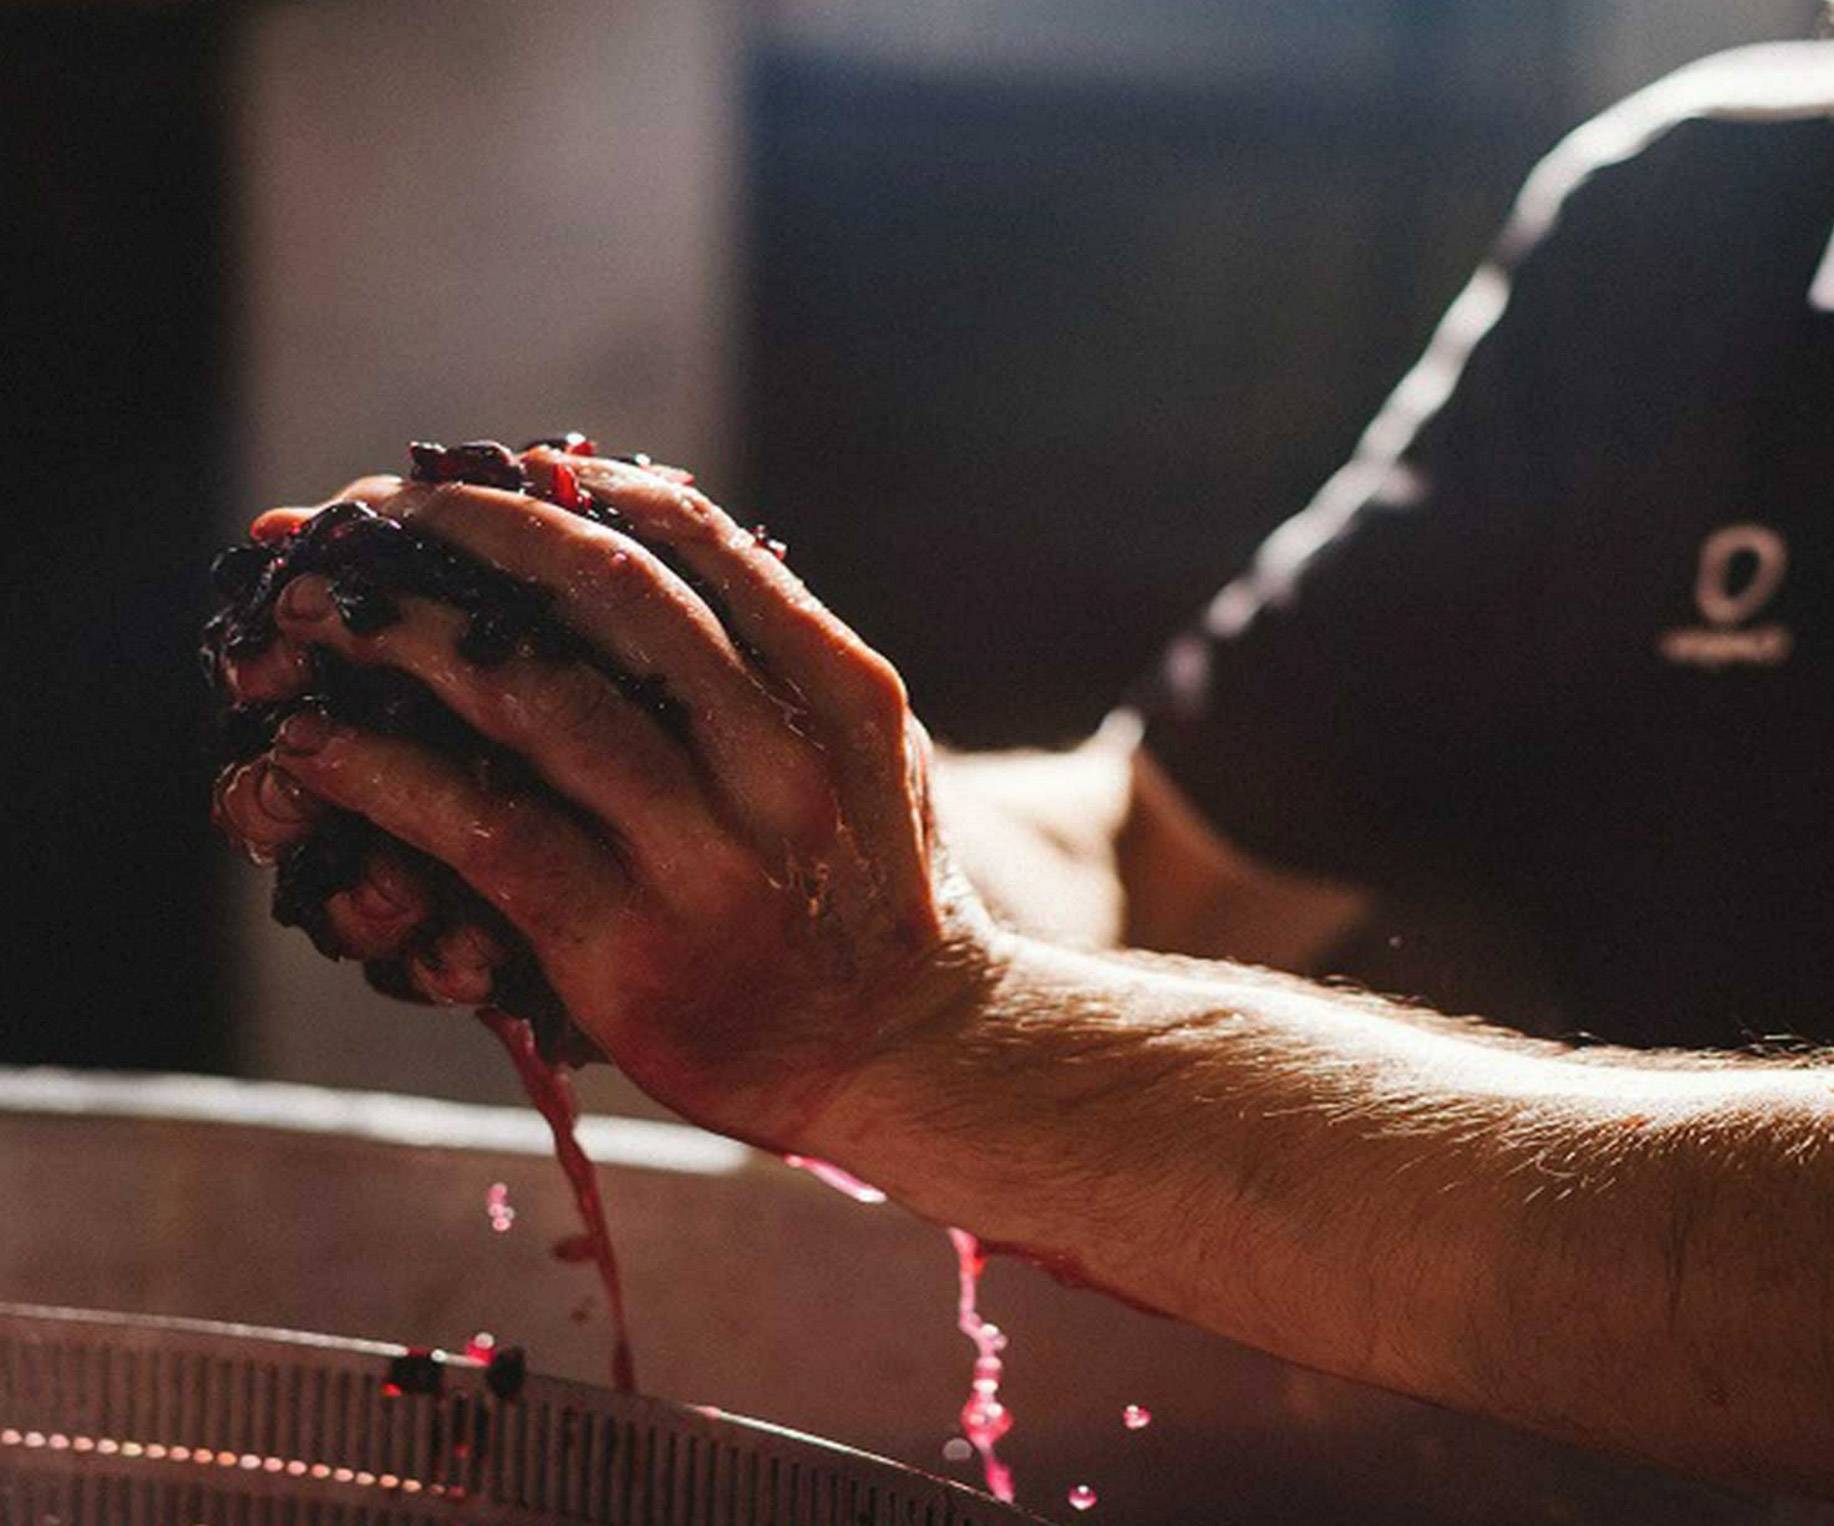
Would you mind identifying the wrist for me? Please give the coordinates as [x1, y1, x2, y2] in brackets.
[801, 933, 1222, 1253]
[800, 926, 1040, 1212]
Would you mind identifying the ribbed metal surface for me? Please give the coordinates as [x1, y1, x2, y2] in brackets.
[0, 1306, 1043, 1526]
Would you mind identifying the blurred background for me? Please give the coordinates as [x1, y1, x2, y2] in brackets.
[3, 0, 1816, 1106]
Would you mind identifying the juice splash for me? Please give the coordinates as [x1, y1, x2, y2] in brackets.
[782, 1154, 887, 1204]
[479, 1008, 636, 1392]
[948, 1227, 1015, 1503]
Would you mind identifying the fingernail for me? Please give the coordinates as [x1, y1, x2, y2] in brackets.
[276, 707, 336, 754]
[279, 575, 334, 622]
[256, 761, 313, 822]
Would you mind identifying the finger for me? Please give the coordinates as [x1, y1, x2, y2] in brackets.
[372, 479, 827, 842]
[322, 851, 432, 960]
[272, 709, 624, 964]
[274, 574, 733, 875]
[512, 439, 694, 487]
[541, 452, 904, 735]
[221, 632, 312, 703]
[408, 923, 504, 1006]
[212, 757, 322, 863]
[545, 453, 929, 906]
[250, 475, 404, 543]
[250, 508, 312, 544]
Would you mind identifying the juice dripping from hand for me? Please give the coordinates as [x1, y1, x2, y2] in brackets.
[948, 1227, 1015, 1502]
[782, 1154, 886, 1204]
[785, 1162, 1015, 1501]
[480, 1007, 636, 1393]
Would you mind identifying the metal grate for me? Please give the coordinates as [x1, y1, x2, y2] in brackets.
[0, 1305, 1046, 1526]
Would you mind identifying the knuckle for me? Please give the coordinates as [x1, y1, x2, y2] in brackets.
[581, 543, 654, 605]
[846, 646, 909, 733]
[665, 485, 723, 542]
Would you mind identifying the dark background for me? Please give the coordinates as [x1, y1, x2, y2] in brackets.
[745, 14, 1567, 744]
[6, 9, 236, 1070]
[1, 1, 1812, 1079]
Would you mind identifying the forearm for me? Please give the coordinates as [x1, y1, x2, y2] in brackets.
[930, 728, 1367, 965]
[812, 934, 1834, 1496]
[930, 731, 1133, 945]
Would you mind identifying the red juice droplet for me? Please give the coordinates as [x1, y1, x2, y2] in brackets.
[464, 1331, 496, 1364]
[1122, 1404, 1152, 1431]
[548, 462, 587, 513]
[948, 1227, 1015, 1503]
[486, 1181, 516, 1233]
[480, 1008, 636, 1393]
[1068, 1484, 1098, 1512]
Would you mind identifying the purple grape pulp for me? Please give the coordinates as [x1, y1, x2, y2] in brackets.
[201, 438, 682, 1063]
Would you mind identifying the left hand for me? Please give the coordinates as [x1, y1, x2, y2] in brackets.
[213, 448, 998, 1149]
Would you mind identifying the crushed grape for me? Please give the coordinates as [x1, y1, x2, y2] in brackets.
[383, 1348, 443, 1399]
[200, 436, 679, 1062]
[408, 440, 528, 492]
[483, 1344, 527, 1401]
[521, 432, 599, 456]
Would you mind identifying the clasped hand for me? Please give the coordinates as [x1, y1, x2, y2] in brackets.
[212, 446, 994, 1149]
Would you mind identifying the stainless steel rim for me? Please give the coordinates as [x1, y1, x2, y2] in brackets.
[0, 1302, 1049, 1524]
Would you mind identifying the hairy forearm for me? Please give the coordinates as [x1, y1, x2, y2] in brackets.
[812, 935, 1834, 1496]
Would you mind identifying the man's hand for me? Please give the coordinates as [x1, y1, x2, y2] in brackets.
[212, 449, 995, 1148]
